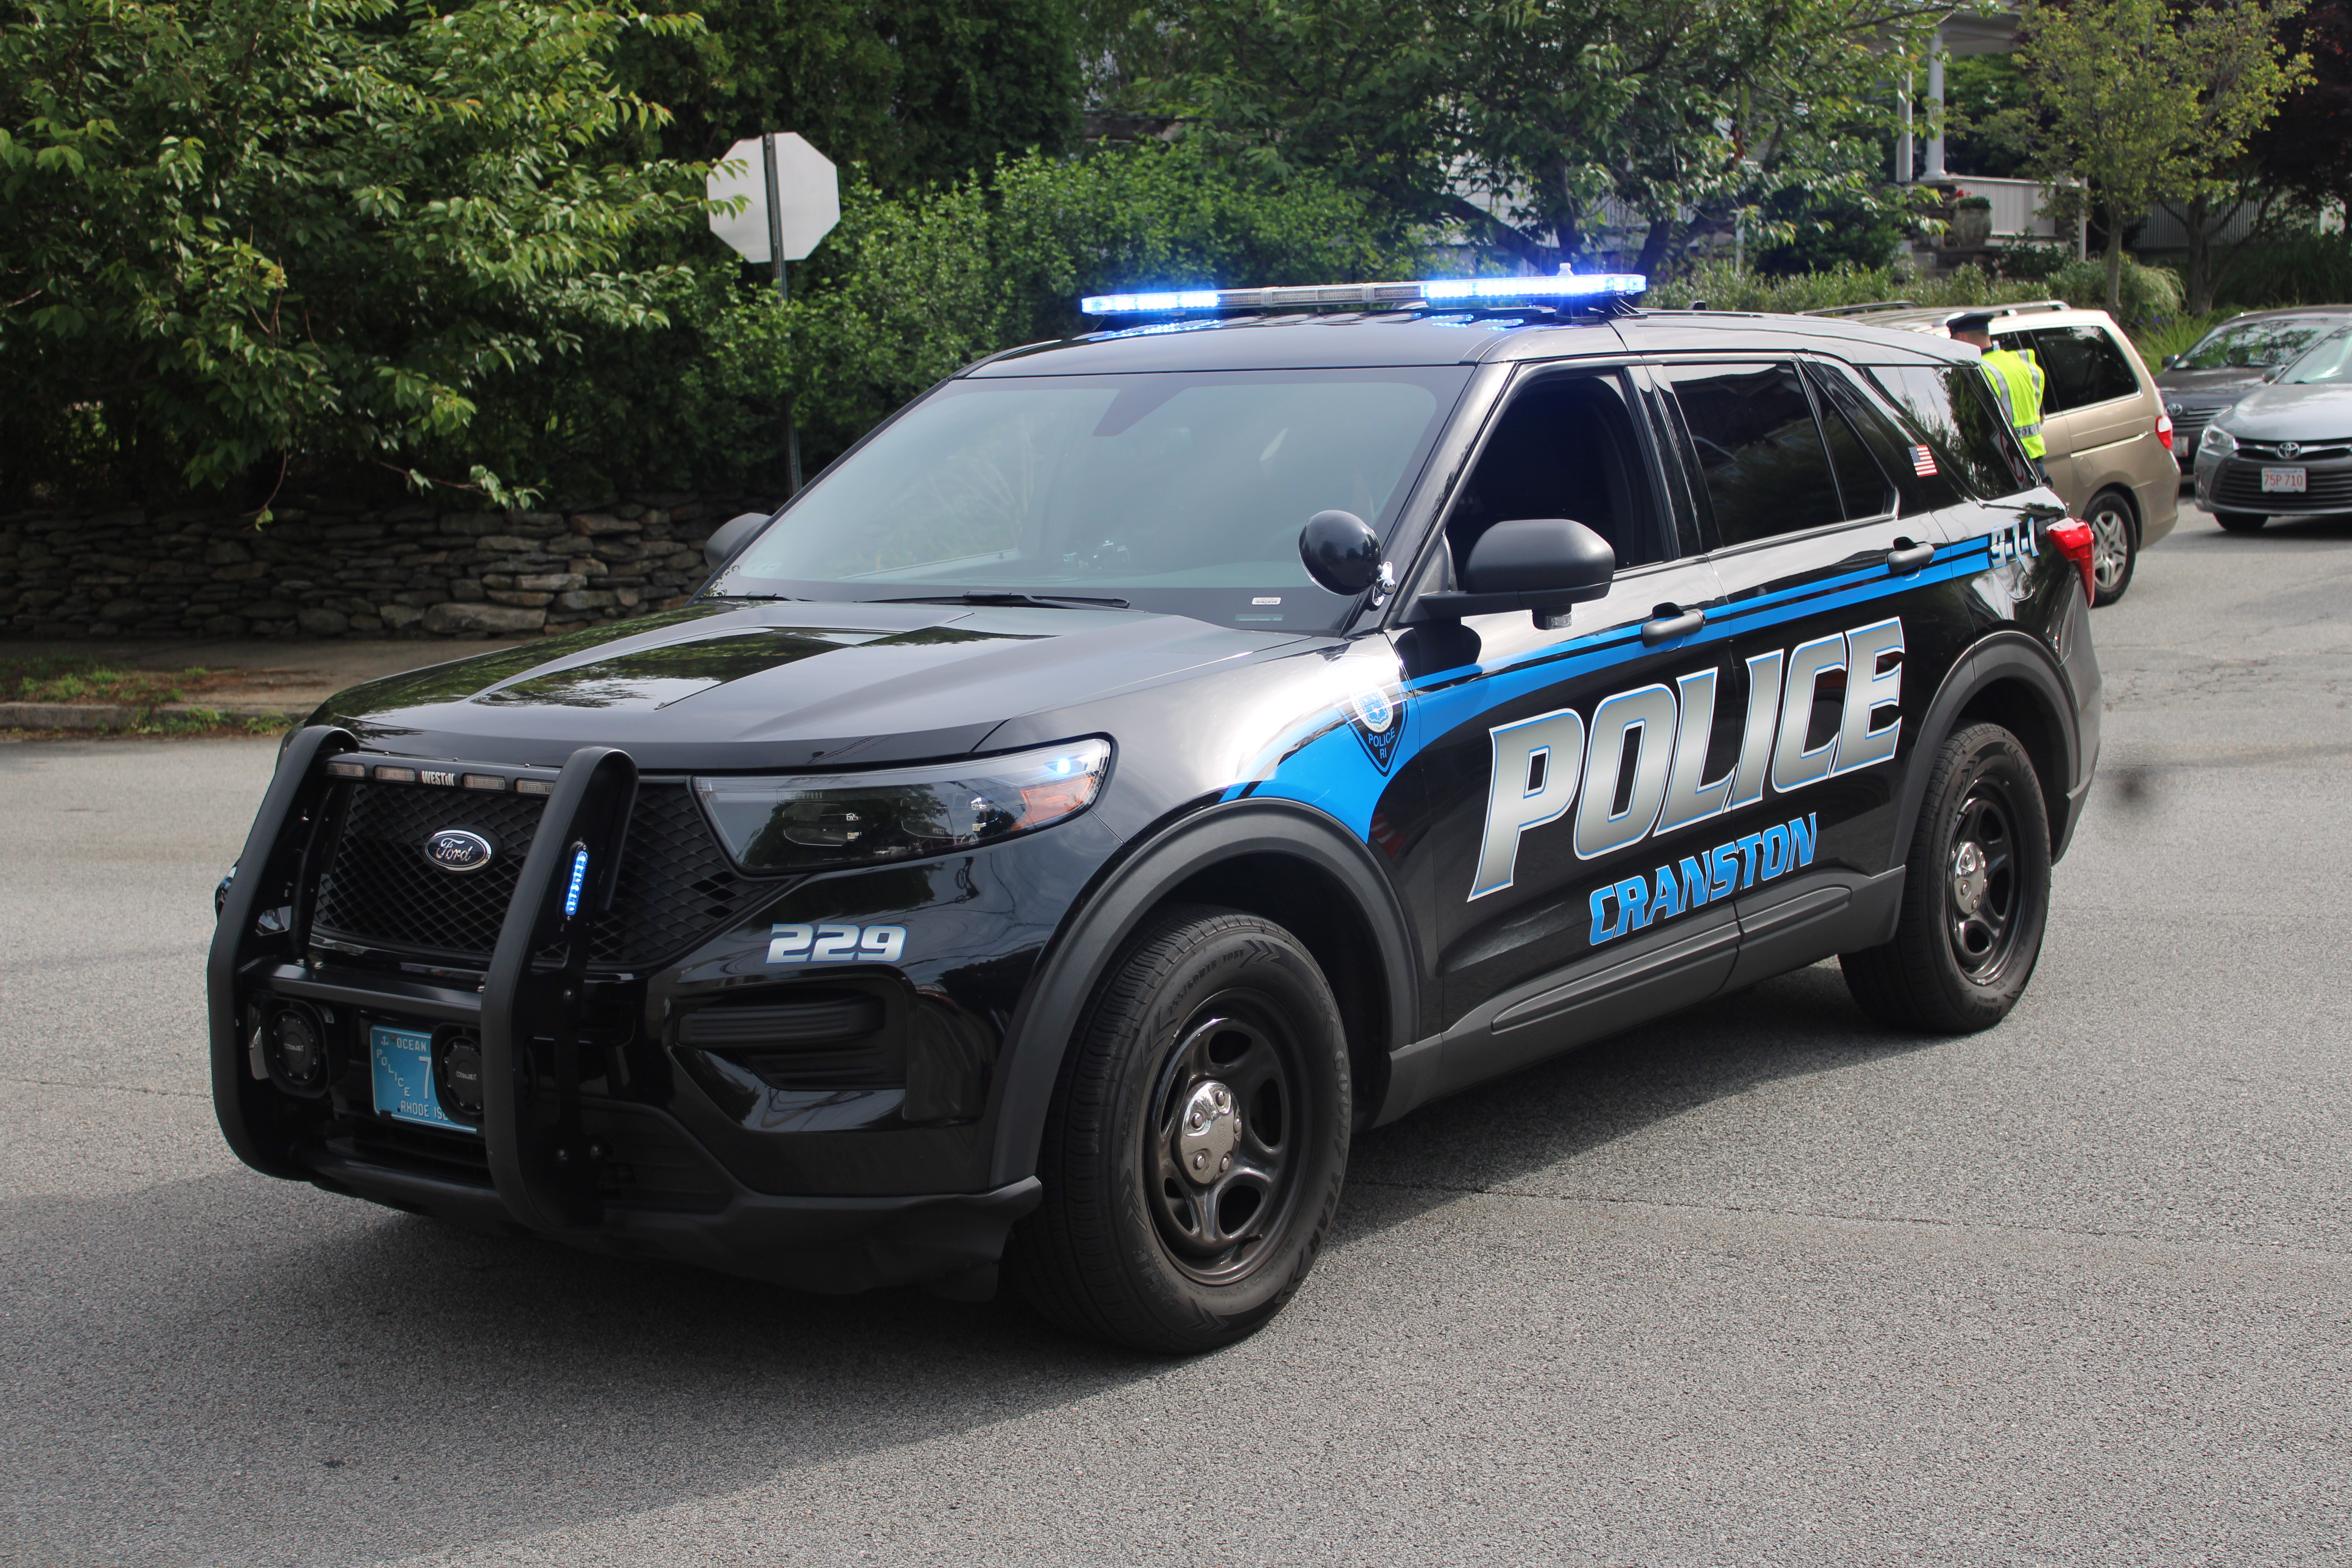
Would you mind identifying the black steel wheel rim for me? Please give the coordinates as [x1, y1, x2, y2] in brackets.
[1945, 779, 2025, 984]
[1143, 991, 1303, 1286]
[2090, 500, 2132, 591]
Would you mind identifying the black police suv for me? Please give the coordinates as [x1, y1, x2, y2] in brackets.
[212, 276, 2103, 1353]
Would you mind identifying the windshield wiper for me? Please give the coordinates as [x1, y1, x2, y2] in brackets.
[872, 592, 1132, 610]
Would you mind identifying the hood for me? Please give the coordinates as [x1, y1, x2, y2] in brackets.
[314, 600, 1313, 771]
[2210, 381, 2352, 443]
[2154, 365, 2270, 403]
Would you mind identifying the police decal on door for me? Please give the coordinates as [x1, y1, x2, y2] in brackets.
[1470, 617, 1907, 920]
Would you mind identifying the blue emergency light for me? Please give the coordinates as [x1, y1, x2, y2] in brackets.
[1080, 273, 1647, 316]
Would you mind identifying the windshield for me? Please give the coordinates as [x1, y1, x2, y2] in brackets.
[2278, 328, 2352, 385]
[714, 367, 1472, 632]
[2178, 317, 2340, 371]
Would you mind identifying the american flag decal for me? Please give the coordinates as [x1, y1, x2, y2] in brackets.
[1910, 445, 1938, 477]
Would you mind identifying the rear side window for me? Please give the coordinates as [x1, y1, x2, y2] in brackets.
[1808, 362, 1964, 513]
[1863, 362, 2033, 499]
[2017, 325, 2141, 411]
[1665, 362, 1844, 547]
[1807, 372, 1899, 519]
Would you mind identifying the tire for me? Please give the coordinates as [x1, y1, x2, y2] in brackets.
[1840, 724, 2053, 1034]
[2214, 510, 2267, 534]
[1007, 906, 1350, 1354]
[2085, 488, 2137, 604]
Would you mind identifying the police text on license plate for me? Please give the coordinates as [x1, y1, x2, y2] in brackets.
[2262, 466, 2308, 493]
[370, 1022, 475, 1132]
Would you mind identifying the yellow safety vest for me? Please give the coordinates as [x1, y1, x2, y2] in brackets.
[1979, 345, 2047, 459]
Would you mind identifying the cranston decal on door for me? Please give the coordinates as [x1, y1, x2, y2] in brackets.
[1589, 811, 1819, 946]
[1471, 616, 1905, 902]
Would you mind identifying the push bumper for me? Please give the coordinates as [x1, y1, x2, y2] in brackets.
[208, 727, 1038, 1294]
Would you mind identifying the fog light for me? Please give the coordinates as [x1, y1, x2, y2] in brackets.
[263, 1002, 332, 1097]
[432, 1028, 486, 1123]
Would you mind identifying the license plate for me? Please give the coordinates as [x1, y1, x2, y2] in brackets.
[370, 1022, 474, 1133]
[2261, 466, 2308, 493]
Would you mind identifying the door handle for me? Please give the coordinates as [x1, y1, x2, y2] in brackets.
[1886, 538, 1935, 574]
[1639, 604, 1707, 645]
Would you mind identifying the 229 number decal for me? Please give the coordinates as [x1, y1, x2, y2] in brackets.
[767, 922, 907, 965]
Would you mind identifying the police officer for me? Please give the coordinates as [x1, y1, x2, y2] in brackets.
[1950, 310, 2048, 481]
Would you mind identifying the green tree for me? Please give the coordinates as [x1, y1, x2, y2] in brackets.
[615, 0, 1081, 193]
[2015, 0, 2308, 313]
[1084, 0, 1949, 276]
[0, 0, 706, 508]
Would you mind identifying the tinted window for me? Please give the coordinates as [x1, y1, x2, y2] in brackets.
[2018, 325, 2140, 411]
[1810, 377, 1898, 519]
[1864, 362, 2033, 498]
[1808, 362, 1964, 512]
[1667, 363, 1844, 546]
[2281, 327, 2352, 384]
[1448, 371, 1667, 572]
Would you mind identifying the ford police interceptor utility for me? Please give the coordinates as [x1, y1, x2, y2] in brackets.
[211, 273, 2103, 1353]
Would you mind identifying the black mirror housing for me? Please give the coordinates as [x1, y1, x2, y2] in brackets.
[1412, 518, 1615, 622]
[1299, 509, 1388, 596]
[704, 511, 771, 570]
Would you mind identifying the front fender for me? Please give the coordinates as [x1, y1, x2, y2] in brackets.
[985, 799, 1422, 1188]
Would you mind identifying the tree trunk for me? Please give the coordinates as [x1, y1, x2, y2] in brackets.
[2181, 191, 2214, 316]
[2103, 205, 2126, 316]
[1635, 215, 1677, 278]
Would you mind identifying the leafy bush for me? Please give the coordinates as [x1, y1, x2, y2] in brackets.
[1643, 261, 2051, 314]
[2209, 233, 2352, 307]
[2050, 255, 2185, 328]
[0, 0, 706, 511]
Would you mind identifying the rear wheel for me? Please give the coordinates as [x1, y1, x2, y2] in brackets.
[1008, 907, 1350, 1354]
[2086, 488, 2137, 604]
[1841, 724, 2052, 1034]
[2214, 510, 2267, 534]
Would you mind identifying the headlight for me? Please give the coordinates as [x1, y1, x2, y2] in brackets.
[694, 738, 1112, 873]
[2202, 424, 2237, 456]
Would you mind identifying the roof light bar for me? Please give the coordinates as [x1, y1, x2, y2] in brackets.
[1078, 274, 1647, 316]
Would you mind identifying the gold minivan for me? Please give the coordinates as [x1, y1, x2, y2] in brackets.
[1807, 301, 2181, 604]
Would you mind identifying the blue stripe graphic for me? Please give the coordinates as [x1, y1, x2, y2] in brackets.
[1226, 542, 1992, 840]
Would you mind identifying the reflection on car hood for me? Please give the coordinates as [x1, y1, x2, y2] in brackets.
[312, 600, 1309, 771]
[2154, 366, 2269, 402]
[2213, 382, 2352, 441]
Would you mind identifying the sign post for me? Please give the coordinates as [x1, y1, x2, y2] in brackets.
[708, 134, 840, 495]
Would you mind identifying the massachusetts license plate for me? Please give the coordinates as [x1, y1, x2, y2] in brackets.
[2262, 466, 2308, 493]
[370, 1022, 474, 1133]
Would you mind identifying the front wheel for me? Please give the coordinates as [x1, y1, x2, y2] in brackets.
[1008, 907, 1350, 1354]
[1841, 724, 2053, 1034]
[2213, 510, 2267, 534]
[2086, 488, 2138, 604]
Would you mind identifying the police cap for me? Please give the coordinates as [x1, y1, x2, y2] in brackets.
[1947, 311, 1998, 335]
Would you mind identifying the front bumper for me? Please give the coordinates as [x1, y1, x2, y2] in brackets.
[2198, 452, 2352, 515]
[209, 728, 1055, 1293]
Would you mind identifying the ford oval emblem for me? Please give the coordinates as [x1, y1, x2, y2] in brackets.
[423, 829, 497, 874]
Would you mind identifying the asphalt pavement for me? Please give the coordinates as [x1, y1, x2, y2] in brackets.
[4, 501, 2348, 1567]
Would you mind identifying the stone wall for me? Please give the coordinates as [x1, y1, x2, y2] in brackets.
[0, 490, 782, 640]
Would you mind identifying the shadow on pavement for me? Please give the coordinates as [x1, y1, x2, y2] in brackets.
[3, 961, 1936, 1565]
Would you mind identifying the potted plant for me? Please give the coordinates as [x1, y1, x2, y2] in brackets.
[1946, 193, 1994, 250]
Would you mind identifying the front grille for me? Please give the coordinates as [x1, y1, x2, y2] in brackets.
[2170, 405, 2220, 437]
[2238, 439, 2352, 461]
[2213, 459, 2352, 509]
[314, 777, 761, 970]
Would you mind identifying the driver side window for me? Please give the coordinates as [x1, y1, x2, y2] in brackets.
[1445, 370, 1669, 582]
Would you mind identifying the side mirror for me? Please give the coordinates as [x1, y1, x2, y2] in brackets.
[1299, 509, 1391, 597]
[1413, 518, 1616, 625]
[704, 510, 771, 570]
[2162, 354, 2182, 370]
